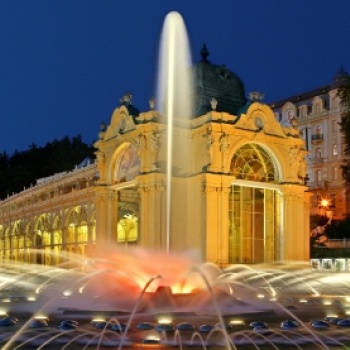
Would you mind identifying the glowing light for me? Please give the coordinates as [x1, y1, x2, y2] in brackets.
[321, 199, 329, 207]
[34, 315, 49, 321]
[257, 293, 265, 299]
[170, 283, 195, 294]
[91, 317, 105, 323]
[157, 317, 173, 325]
[143, 334, 160, 344]
[325, 314, 338, 319]
[27, 296, 36, 302]
[63, 290, 72, 297]
[228, 319, 245, 326]
[323, 300, 332, 305]
[299, 298, 308, 303]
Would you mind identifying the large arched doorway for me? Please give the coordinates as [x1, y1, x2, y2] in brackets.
[229, 143, 282, 264]
[114, 143, 140, 247]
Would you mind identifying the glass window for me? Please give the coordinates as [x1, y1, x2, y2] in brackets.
[332, 144, 338, 156]
[330, 193, 336, 207]
[315, 170, 322, 185]
[315, 147, 322, 159]
[229, 185, 278, 264]
[333, 166, 338, 180]
[315, 125, 322, 135]
[331, 119, 337, 133]
[230, 144, 277, 183]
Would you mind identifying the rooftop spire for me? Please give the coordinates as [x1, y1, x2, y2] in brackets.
[200, 44, 210, 63]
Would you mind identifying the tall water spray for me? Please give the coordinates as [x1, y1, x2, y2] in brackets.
[156, 12, 193, 253]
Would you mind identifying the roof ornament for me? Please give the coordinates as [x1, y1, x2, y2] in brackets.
[200, 44, 210, 63]
[248, 90, 265, 102]
[290, 116, 298, 129]
[120, 92, 133, 105]
[210, 97, 218, 111]
[149, 97, 156, 110]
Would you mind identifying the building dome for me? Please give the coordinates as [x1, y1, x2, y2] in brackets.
[192, 44, 247, 117]
[331, 66, 349, 89]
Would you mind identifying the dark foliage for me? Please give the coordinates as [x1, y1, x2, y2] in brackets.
[338, 75, 350, 187]
[310, 214, 350, 239]
[0, 135, 95, 200]
[326, 215, 350, 239]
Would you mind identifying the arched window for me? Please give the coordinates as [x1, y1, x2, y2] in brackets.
[315, 147, 322, 159]
[230, 144, 277, 183]
[115, 144, 140, 183]
[315, 125, 322, 135]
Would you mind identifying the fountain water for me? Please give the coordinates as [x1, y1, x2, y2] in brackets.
[156, 11, 193, 253]
[1, 249, 350, 349]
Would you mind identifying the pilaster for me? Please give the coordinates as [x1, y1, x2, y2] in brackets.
[280, 184, 309, 261]
[202, 173, 235, 265]
[137, 173, 165, 249]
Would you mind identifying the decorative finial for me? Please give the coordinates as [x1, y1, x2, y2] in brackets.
[248, 90, 265, 102]
[100, 121, 107, 132]
[200, 44, 210, 62]
[149, 97, 155, 110]
[290, 116, 298, 129]
[210, 97, 218, 111]
[120, 92, 133, 105]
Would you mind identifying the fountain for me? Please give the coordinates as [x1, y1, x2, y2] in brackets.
[1, 248, 350, 348]
[1, 10, 350, 350]
[156, 11, 193, 253]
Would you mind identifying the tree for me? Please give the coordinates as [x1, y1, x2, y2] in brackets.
[338, 73, 350, 187]
[0, 136, 95, 200]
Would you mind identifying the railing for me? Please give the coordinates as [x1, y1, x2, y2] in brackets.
[318, 239, 350, 248]
[309, 157, 324, 164]
[311, 134, 324, 141]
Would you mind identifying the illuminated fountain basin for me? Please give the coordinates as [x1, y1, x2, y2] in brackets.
[1, 249, 350, 348]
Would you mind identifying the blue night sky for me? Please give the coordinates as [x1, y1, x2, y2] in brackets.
[0, 0, 349, 155]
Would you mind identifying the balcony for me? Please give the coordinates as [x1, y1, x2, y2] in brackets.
[311, 133, 324, 143]
[309, 157, 324, 164]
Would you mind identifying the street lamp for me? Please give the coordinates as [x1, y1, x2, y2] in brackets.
[320, 199, 329, 216]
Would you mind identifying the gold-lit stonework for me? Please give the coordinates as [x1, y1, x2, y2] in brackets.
[0, 99, 310, 266]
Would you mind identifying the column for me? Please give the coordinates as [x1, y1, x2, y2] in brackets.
[137, 173, 165, 250]
[94, 186, 109, 251]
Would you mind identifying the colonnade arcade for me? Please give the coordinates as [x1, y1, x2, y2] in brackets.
[0, 205, 96, 266]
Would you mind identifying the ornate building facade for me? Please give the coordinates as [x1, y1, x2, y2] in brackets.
[0, 53, 310, 266]
[270, 67, 349, 220]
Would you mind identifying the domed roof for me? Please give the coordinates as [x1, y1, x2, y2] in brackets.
[331, 66, 349, 89]
[192, 44, 247, 117]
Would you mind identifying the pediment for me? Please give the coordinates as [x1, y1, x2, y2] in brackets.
[104, 106, 136, 140]
[235, 102, 292, 138]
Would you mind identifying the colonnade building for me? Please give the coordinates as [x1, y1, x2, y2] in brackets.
[0, 51, 310, 266]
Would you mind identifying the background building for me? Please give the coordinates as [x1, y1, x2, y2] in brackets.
[270, 67, 349, 220]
